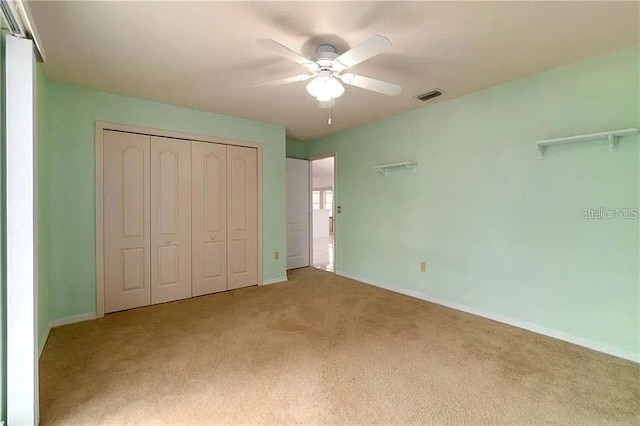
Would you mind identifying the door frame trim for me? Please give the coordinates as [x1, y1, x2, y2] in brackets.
[95, 121, 264, 318]
[308, 152, 337, 272]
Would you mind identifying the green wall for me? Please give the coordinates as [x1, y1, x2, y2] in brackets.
[46, 82, 286, 320]
[286, 137, 308, 159]
[309, 45, 640, 359]
[37, 65, 49, 348]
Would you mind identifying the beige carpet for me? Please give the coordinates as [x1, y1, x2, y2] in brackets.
[40, 267, 639, 425]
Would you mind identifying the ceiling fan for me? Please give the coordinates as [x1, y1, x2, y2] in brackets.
[254, 34, 401, 108]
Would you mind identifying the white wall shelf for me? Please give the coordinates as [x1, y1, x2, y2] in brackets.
[536, 128, 638, 159]
[374, 161, 418, 176]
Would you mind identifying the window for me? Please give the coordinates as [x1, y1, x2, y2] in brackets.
[312, 190, 321, 210]
[324, 190, 333, 213]
[312, 188, 333, 211]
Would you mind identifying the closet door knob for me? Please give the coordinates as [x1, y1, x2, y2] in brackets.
[210, 235, 216, 240]
[165, 239, 171, 244]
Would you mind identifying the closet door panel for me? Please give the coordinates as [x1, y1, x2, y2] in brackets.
[151, 136, 192, 304]
[103, 130, 151, 313]
[227, 145, 258, 290]
[192, 141, 227, 296]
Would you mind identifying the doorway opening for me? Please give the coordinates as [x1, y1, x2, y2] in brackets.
[310, 156, 335, 272]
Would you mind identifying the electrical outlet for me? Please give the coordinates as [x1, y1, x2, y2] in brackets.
[274, 251, 279, 260]
[420, 261, 426, 272]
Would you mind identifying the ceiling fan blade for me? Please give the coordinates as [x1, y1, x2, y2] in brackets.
[334, 34, 392, 70]
[253, 74, 313, 87]
[256, 38, 318, 71]
[340, 73, 401, 96]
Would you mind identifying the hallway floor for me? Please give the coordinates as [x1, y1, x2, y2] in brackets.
[312, 234, 334, 272]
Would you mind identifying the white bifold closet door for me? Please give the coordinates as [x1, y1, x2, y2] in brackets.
[150, 136, 192, 304]
[191, 141, 228, 296]
[103, 131, 151, 313]
[227, 146, 258, 290]
[103, 130, 258, 313]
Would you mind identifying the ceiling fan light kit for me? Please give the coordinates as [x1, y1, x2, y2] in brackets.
[306, 72, 345, 102]
[255, 34, 402, 114]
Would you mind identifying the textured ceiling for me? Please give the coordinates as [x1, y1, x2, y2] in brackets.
[311, 157, 334, 178]
[27, 1, 640, 141]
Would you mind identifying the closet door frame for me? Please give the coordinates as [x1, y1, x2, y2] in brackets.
[95, 121, 263, 318]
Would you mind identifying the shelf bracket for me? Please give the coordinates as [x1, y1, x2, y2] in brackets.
[608, 134, 619, 152]
[404, 163, 417, 174]
[537, 145, 546, 159]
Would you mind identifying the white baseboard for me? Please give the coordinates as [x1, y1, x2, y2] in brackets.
[49, 312, 97, 328]
[38, 325, 51, 358]
[262, 276, 288, 285]
[39, 312, 96, 358]
[336, 270, 639, 363]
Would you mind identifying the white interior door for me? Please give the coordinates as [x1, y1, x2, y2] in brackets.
[286, 158, 310, 270]
[150, 136, 192, 304]
[227, 145, 258, 290]
[103, 130, 151, 313]
[191, 141, 228, 296]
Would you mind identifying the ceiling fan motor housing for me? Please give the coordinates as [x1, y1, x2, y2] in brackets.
[315, 44, 339, 70]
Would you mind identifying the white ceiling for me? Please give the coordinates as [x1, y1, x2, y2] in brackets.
[27, 1, 640, 141]
[312, 157, 334, 178]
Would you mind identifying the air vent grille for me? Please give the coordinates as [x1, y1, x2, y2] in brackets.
[416, 89, 444, 102]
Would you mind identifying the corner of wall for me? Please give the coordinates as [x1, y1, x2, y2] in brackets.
[285, 137, 309, 160]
